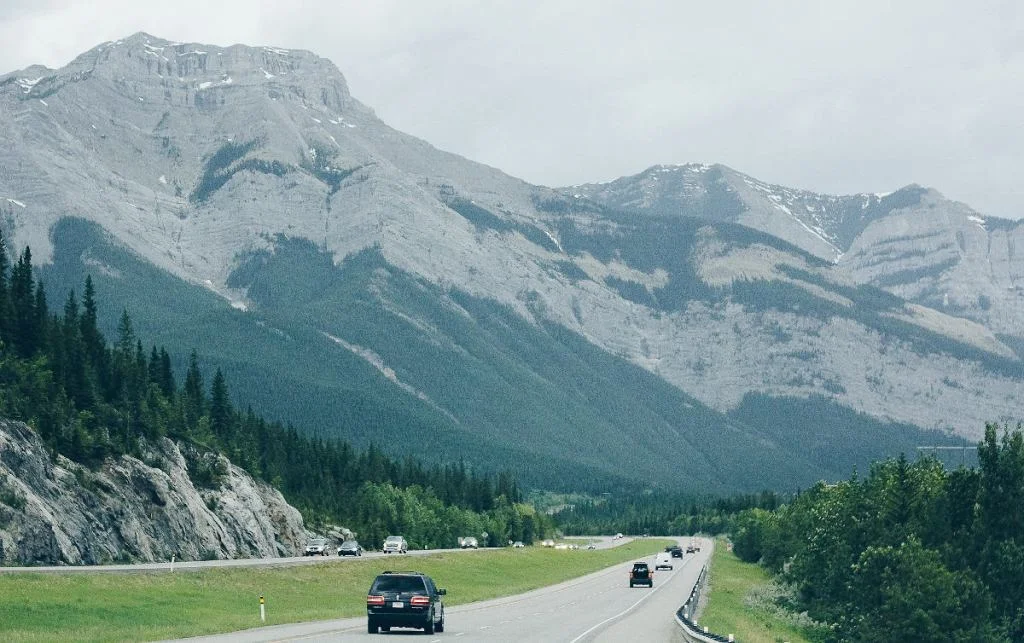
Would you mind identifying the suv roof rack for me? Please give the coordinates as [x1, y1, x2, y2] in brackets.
[381, 570, 424, 575]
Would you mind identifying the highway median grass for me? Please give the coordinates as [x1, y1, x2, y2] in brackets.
[0, 539, 672, 642]
[700, 539, 825, 643]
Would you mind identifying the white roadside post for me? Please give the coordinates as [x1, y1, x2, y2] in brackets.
[170, 555, 175, 572]
[259, 595, 265, 622]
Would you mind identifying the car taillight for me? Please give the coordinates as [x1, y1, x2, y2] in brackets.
[410, 596, 430, 607]
[367, 595, 385, 606]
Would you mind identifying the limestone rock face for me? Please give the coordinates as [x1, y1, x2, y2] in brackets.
[1, 32, 1023, 466]
[0, 419, 306, 565]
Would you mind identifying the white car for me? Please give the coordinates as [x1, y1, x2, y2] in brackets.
[382, 535, 408, 554]
[303, 537, 329, 556]
[654, 552, 674, 570]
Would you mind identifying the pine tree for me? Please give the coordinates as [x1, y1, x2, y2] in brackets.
[10, 247, 36, 357]
[209, 368, 233, 443]
[183, 350, 205, 431]
[158, 348, 175, 399]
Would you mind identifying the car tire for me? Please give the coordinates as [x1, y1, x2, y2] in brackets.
[424, 609, 435, 634]
[436, 610, 445, 633]
[367, 619, 378, 634]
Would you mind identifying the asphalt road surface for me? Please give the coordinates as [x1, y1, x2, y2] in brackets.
[176, 537, 712, 643]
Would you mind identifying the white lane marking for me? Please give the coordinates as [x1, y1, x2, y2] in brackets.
[455, 632, 466, 637]
[480, 625, 491, 630]
[567, 568, 679, 643]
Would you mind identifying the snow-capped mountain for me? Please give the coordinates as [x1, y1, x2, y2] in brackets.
[0, 34, 1018, 491]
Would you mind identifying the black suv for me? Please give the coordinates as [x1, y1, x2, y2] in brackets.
[629, 561, 653, 587]
[366, 571, 446, 634]
[667, 545, 683, 558]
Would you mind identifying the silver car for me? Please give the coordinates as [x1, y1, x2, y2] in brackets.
[304, 537, 329, 556]
[383, 535, 408, 554]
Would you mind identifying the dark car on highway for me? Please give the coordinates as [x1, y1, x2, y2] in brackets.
[667, 545, 683, 558]
[337, 540, 363, 556]
[366, 571, 446, 634]
[629, 561, 653, 587]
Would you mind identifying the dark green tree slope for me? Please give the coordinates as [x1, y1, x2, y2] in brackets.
[0, 230, 543, 549]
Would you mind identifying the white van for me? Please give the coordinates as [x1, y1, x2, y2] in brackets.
[654, 552, 674, 570]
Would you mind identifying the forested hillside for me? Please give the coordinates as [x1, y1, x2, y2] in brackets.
[0, 232, 544, 550]
[732, 424, 1024, 642]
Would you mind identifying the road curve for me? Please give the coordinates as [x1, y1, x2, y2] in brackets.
[174, 537, 713, 643]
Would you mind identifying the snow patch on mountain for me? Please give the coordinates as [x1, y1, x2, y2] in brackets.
[323, 332, 458, 423]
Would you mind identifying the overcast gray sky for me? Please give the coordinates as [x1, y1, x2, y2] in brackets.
[2, 1, 1022, 218]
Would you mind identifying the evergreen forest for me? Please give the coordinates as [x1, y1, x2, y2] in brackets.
[731, 424, 1024, 642]
[0, 233, 544, 551]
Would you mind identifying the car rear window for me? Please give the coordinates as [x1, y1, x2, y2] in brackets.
[372, 576, 426, 593]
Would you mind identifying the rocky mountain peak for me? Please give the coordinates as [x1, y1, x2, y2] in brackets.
[5, 32, 360, 117]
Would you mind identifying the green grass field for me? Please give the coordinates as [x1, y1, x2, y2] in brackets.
[0, 540, 671, 642]
[699, 540, 823, 643]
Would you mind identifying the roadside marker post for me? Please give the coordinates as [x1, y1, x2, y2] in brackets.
[170, 555, 174, 572]
[260, 595, 265, 622]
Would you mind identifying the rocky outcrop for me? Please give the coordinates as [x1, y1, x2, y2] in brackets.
[0, 419, 306, 565]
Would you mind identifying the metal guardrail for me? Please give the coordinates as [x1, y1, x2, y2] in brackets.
[674, 563, 735, 642]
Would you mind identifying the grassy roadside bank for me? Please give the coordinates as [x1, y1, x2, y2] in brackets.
[699, 539, 823, 643]
[0, 539, 671, 642]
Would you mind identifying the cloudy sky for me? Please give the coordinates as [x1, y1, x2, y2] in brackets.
[2, 1, 1022, 217]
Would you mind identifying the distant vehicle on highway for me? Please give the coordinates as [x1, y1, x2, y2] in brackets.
[338, 540, 363, 556]
[303, 537, 330, 556]
[668, 545, 683, 558]
[366, 570, 446, 634]
[629, 561, 653, 587]
[654, 552, 674, 570]
[512, 541, 525, 548]
[542, 539, 555, 547]
[383, 535, 408, 554]
[587, 543, 597, 550]
[613, 533, 624, 540]
[460, 537, 479, 549]
[686, 543, 697, 554]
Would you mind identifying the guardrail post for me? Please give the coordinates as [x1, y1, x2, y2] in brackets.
[259, 595, 265, 622]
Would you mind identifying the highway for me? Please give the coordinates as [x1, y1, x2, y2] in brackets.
[176, 537, 713, 643]
[0, 547, 465, 575]
[0, 536, 629, 574]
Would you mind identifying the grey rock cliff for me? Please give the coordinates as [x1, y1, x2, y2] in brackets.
[0, 419, 305, 565]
